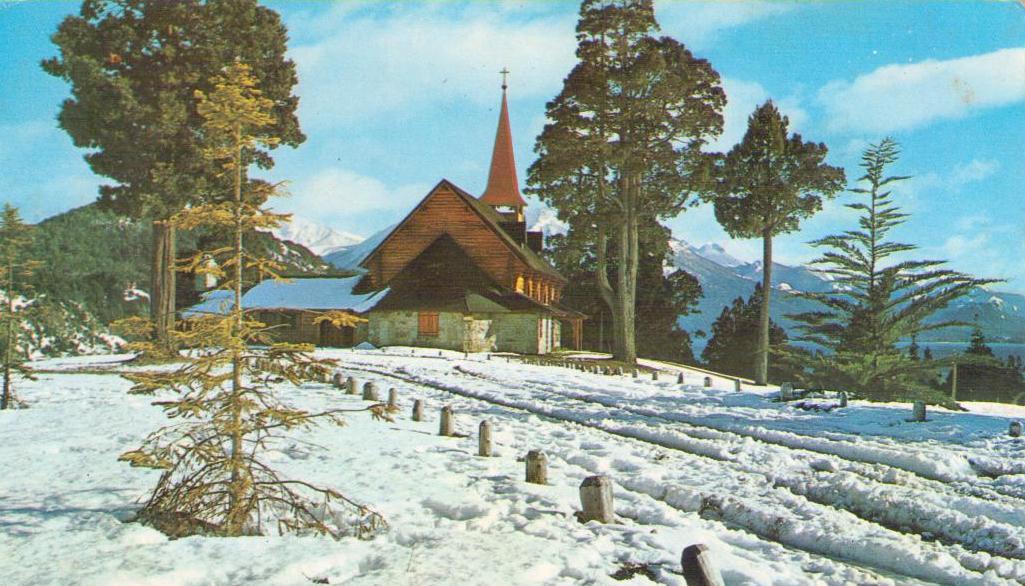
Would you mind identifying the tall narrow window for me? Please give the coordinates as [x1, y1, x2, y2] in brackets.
[418, 312, 440, 337]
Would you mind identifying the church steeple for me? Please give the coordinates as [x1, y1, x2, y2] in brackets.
[480, 68, 527, 216]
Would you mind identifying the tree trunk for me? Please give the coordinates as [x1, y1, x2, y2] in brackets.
[612, 175, 639, 365]
[150, 220, 177, 353]
[1, 262, 13, 410]
[595, 222, 622, 357]
[756, 229, 773, 386]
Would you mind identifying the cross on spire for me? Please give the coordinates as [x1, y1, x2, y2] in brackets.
[500, 67, 510, 91]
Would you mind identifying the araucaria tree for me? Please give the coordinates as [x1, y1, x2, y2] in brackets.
[44, 0, 304, 352]
[0, 204, 38, 410]
[791, 139, 996, 401]
[529, 0, 724, 364]
[706, 101, 845, 385]
[119, 63, 389, 539]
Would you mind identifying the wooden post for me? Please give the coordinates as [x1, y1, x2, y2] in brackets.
[703, 376, 712, 388]
[652, 371, 659, 382]
[439, 405, 454, 436]
[412, 399, 424, 422]
[951, 363, 958, 402]
[839, 391, 848, 408]
[780, 382, 794, 401]
[1010, 421, 1022, 437]
[525, 450, 548, 485]
[632, 370, 638, 379]
[346, 376, 358, 395]
[478, 421, 493, 457]
[681, 544, 725, 586]
[912, 400, 926, 422]
[578, 475, 614, 523]
[677, 372, 685, 384]
[362, 382, 378, 401]
[733, 379, 742, 392]
[388, 388, 398, 408]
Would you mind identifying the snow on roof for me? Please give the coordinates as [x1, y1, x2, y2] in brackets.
[182, 277, 387, 317]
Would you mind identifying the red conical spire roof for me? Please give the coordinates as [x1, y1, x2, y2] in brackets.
[481, 79, 526, 208]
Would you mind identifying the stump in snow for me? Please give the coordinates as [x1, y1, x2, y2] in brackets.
[525, 450, 548, 485]
[1011, 421, 1022, 437]
[681, 544, 725, 586]
[478, 421, 493, 457]
[346, 377, 358, 395]
[839, 391, 848, 408]
[677, 372, 685, 384]
[388, 388, 398, 408]
[578, 475, 614, 523]
[439, 406, 454, 436]
[780, 382, 795, 401]
[703, 376, 712, 388]
[412, 399, 424, 422]
[912, 400, 927, 422]
[362, 382, 378, 402]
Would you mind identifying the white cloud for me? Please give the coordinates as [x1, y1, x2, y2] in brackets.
[658, 2, 797, 50]
[288, 4, 577, 129]
[818, 47, 1025, 134]
[275, 167, 429, 235]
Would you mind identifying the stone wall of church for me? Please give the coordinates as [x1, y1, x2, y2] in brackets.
[368, 310, 556, 354]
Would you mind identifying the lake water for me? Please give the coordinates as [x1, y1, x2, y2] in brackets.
[908, 342, 1025, 362]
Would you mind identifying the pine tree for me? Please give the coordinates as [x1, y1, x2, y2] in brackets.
[528, 0, 724, 364]
[790, 139, 997, 401]
[705, 102, 845, 385]
[43, 0, 304, 352]
[0, 204, 39, 410]
[118, 63, 390, 539]
[701, 284, 792, 381]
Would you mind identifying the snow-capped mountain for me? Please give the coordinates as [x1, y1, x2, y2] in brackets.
[269, 216, 364, 257]
[692, 242, 743, 268]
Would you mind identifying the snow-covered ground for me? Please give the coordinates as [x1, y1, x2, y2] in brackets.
[6, 349, 1025, 585]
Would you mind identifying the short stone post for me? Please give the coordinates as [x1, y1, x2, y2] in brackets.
[912, 400, 927, 422]
[632, 369, 638, 379]
[388, 388, 398, 408]
[346, 376, 358, 395]
[332, 372, 343, 388]
[439, 405, 454, 436]
[733, 379, 742, 392]
[1010, 421, 1022, 437]
[677, 372, 685, 384]
[478, 421, 493, 457]
[652, 371, 659, 382]
[525, 450, 548, 485]
[412, 399, 424, 422]
[578, 475, 614, 523]
[362, 382, 378, 401]
[681, 544, 725, 586]
[838, 391, 848, 408]
[780, 382, 795, 401]
[703, 376, 712, 388]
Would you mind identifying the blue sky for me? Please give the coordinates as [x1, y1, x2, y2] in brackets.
[1, 1, 1024, 291]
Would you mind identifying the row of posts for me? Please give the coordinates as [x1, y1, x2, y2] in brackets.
[331, 371, 724, 584]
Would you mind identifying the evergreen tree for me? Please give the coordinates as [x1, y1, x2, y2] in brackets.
[701, 283, 792, 381]
[907, 335, 920, 361]
[0, 204, 39, 409]
[705, 102, 845, 385]
[118, 64, 389, 539]
[528, 0, 724, 364]
[43, 0, 304, 352]
[791, 139, 996, 401]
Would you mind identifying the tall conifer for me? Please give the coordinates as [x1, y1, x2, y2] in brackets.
[0, 204, 38, 410]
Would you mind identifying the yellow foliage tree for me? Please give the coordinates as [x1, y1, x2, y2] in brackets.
[120, 62, 392, 539]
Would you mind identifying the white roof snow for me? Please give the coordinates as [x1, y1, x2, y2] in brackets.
[182, 277, 386, 317]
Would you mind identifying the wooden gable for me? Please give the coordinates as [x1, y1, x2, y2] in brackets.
[360, 180, 562, 293]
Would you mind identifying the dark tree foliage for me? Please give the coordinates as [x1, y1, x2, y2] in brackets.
[548, 219, 702, 363]
[43, 0, 304, 349]
[705, 102, 845, 385]
[790, 139, 998, 402]
[528, 0, 724, 364]
[944, 329, 1025, 403]
[701, 283, 796, 382]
